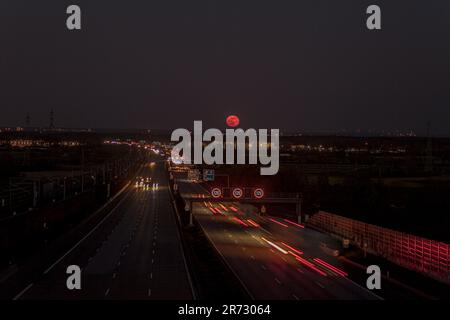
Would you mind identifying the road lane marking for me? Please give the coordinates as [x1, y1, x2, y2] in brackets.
[13, 283, 33, 300]
[292, 294, 300, 300]
[113, 273, 117, 279]
[260, 227, 273, 235]
[297, 268, 304, 274]
[275, 278, 282, 285]
[148, 289, 152, 296]
[41, 183, 133, 275]
[105, 288, 110, 296]
[315, 281, 325, 289]
[261, 265, 267, 270]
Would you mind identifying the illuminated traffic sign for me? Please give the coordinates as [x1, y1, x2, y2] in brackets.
[203, 169, 215, 181]
[232, 187, 244, 199]
[211, 187, 222, 198]
[253, 188, 264, 199]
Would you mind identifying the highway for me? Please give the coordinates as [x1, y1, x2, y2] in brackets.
[174, 173, 380, 300]
[12, 159, 193, 300]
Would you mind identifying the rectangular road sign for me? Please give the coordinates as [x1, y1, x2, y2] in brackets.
[203, 169, 215, 181]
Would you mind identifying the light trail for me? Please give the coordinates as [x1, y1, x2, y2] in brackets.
[209, 207, 217, 214]
[246, 219, 260, 227]
[280, 242, 303, 256]
[283, 219, 305, 228]
[232, 217, 248, 227]
[269, 218, 289, 228]
[261, 237, 288, 254]
[313, 258, 348, 277]
[295, 256, 328, 277]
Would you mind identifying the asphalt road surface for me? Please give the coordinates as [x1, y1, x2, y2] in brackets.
[175, 174, 379, 300]
[13, 160, 193, 300]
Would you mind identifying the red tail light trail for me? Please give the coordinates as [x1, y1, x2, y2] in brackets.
[281, 242, 303, 256]
[269, 218, 289, 228]
[209, 207, 217, 214]
[232, 217, 248, 227]
[313, 258, 348, 277]
[296, 256, 328, 277]
[246, 219, 260, 227]
[283, 219, 305, 228]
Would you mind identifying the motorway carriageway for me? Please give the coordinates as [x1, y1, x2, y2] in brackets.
[12, 159, 193, 300]
[175, 174, 379, 300]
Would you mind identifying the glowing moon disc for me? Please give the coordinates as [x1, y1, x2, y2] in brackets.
[226, 115, 240, 127]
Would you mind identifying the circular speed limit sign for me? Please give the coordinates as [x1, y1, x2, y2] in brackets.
[232, 187, 244, 199]
[253, 188, 264, 199]
[211, 187, 222, 198]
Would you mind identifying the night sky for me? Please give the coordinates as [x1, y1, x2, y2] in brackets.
[1, 1, 449, 134]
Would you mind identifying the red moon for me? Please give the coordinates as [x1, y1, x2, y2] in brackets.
[226, 115, 240, 127]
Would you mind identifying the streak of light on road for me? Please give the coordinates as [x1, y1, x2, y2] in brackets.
[295, 256, 328, 277]
[261, 237, 289, 254]
[269, 218, 289, 228]
[280, 242, 304, 256]
[313, 258, 348, 277]
[283, 219, 305, 228]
